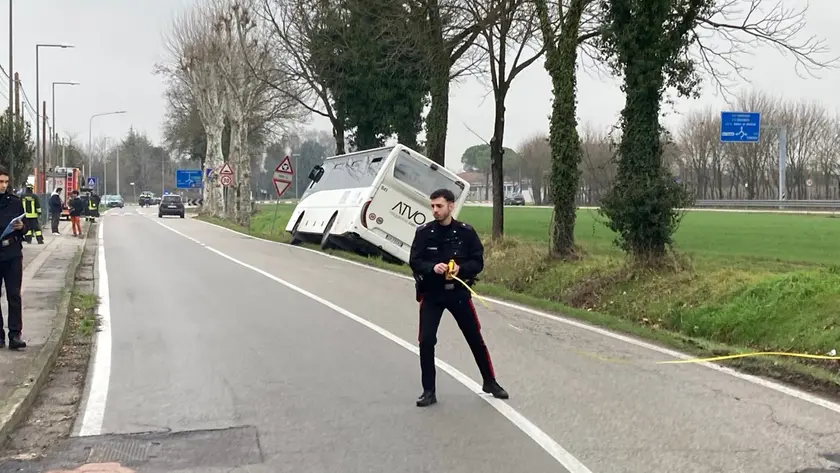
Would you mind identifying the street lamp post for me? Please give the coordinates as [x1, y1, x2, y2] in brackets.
[88, 111, 127, 192]
[35, 43, 73, 191]
[50, 80, 79, 167]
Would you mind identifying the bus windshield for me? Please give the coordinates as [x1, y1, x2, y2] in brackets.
[304, 147, 392, 196]
[392, 152, 464, 200]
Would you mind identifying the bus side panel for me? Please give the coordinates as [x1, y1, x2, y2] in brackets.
[364, 181, 433, 257]
[284, 188, 369, 236]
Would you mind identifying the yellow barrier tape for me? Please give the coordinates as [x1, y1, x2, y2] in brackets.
[445, 260, 492, 310]
[656, 351, 840, 364]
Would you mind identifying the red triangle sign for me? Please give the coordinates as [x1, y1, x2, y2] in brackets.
[273, 178, 292, 198]
[275, 156, 293, 175]
[219, 162, 233, 175]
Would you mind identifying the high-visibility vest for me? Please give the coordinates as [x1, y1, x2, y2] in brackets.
[88, 198, 98, 211]
[23, 195, 39, 218]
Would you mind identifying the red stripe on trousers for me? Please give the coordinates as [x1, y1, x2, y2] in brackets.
[468, 299, 495, 378]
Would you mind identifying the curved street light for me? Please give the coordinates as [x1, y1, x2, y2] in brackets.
[88, 110, 127, 190]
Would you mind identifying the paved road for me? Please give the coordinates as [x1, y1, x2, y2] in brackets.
[60, 207, 840, 472]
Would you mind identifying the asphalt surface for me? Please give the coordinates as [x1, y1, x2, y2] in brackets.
[63, 207, 840, 472]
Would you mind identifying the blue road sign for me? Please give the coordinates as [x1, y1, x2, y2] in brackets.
[176, 169, 203, 189]
[86, 177, 97, 188]
[720, 111, 761, 143]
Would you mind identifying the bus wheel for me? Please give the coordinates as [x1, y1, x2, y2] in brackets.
[320, 215, 337, 250]
[290, 214, 304, 246]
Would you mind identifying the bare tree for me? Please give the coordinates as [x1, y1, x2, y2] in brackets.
[256, 0, 347, 154]
[159, 4, 227, 217]
[466, 0, 544, 239]
[692, 0, 839, 98]
[516, 132, 550, 204]
[406, 0, 497, 165]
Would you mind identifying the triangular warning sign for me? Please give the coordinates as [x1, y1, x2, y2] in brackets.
[219, 162, 233, 175]
[275, 156, 293, 175]
[273, 178, 292, 198]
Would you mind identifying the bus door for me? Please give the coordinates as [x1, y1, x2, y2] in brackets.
[364, 150, 465, 252]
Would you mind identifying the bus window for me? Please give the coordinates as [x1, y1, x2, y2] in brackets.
[303, 148, 391, 196]
[392, 153, 463, 200]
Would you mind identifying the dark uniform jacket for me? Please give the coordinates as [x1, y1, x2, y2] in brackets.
[0, 192, 26, 261]
[69, 197, 84, 217]
[409, 218, 484, 297]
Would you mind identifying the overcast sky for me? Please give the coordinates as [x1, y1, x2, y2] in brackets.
[3, 0, 839, 172]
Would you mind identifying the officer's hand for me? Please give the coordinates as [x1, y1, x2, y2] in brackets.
[433, 263, 448, 274]
[11, 220, 23, 231]
[451, 263, 460, 276]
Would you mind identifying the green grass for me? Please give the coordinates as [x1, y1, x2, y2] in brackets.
[202, 204, 840, 392]
[72, 292, 99, 336]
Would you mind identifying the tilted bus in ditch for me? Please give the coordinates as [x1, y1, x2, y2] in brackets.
[285, 144, 470, 264]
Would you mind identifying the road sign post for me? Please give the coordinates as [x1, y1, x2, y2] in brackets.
[270, 156, 295, 235]
[176, 169, 203, 189]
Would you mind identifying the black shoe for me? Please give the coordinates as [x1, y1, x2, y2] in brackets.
[37, 238, 44, 244]
[482, 380, 509, 399]
[8, 336, 26, 350]
[416, 390, 437, 407]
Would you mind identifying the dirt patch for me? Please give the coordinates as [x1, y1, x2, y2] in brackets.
[0, 233, 98, 462]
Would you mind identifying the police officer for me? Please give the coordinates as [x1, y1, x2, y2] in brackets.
[0, 166, 28, 349]
[22, 184, 44, 244]
[409, 188, 508, 407]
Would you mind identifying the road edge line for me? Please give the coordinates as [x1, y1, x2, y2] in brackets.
[192, 216, 840, 415]
[0, 221, 95, 447]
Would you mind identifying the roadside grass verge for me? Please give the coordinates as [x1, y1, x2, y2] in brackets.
[198, 205, 840, 397]
[72, 291, 99, 337]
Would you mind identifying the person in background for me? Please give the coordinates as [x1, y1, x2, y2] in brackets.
[68, 190, 83, 237]
[87, 191, 100, 223]
[48, 187, 63, 235]
[0, 166, 28, 349]
[21, 185, 44, 244]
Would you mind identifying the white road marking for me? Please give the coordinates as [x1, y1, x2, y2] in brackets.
[508, 323, 525, 332]
[155, 220, 593, 473]
[78, 221, 113, 436]
[196, 218, 840, 415]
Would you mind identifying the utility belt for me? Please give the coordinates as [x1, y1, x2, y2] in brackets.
[414, 274, 475, 300]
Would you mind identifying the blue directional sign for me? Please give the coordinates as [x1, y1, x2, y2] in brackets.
[176, 169, 203, 189]
[86, 177, 97, 188]
[720, 111, 761, 143]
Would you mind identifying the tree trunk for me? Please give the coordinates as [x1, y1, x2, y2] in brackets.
[490, 92, 507, 241]
[546, 22, 583, 258]
[237, 124, 252, 227]
[424, 56, 450, 166]
[203, 126, 225, 218]
[228, 118, 243, 222]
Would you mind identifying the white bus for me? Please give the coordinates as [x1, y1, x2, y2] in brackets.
[285, 144, 470, 264]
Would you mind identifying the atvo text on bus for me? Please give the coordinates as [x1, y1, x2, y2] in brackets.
[392, 201, 427, 225]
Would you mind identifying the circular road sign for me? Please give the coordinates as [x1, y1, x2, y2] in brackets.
[220, 175, 233, 186]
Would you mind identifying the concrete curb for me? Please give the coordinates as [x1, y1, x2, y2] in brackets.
[0, 220, 96, 447]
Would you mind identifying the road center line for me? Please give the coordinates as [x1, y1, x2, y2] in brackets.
[78, 221, 113, 437]
[154, 220, 593, 473]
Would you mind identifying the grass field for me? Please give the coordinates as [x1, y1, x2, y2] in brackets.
[205, 203, 840, 394]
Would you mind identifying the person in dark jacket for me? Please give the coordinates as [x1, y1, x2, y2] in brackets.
[0, 166, 28, 349]
[409, 188, 508, 407]
[68, 190, 84, 237]
[48, 187, 63, 235]
[21, 185, 43, 244]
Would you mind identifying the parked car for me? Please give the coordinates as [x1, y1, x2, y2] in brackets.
[158, 194, 185, 218]
[504, 194, 526, 206]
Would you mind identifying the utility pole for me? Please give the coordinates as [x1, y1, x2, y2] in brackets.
[13, 72, 19, 117]
[8, 0, 13, 182]
[41, 101, 46, 191]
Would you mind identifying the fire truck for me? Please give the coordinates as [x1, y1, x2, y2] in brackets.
[33, 167, 81, 220]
